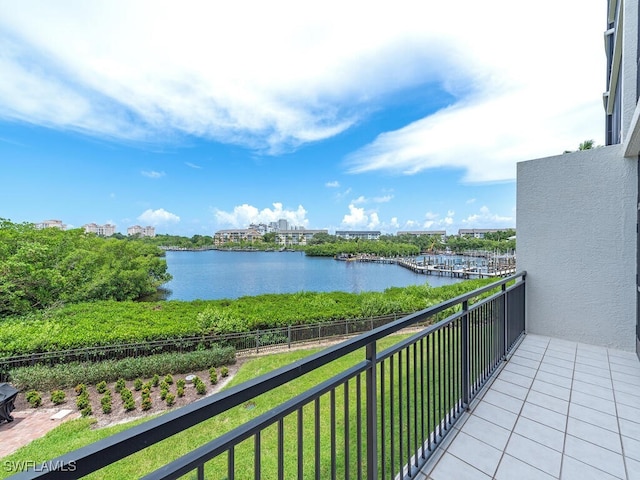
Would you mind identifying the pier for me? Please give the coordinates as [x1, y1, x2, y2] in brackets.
[351, 255, 516, 278]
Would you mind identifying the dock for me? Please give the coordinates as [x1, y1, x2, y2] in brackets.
[351, 255, 516, 278]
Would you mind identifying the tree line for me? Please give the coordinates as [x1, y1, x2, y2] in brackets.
[0, 219, 171, 316]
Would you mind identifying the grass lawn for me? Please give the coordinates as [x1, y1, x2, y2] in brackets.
[2, 334, 419, 479]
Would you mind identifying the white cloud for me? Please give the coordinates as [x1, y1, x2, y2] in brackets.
[185, 162, 201, 169]
[141, 170, 165, 179]
[341, 204, 368, 228]
[0, 0, 603, 179]
[214, 202, 308, 228]
[466, 198, 476, 204]
[138, 208, 180, 225]
[325, 181, 340, 188]
[461, 206, 513, 228]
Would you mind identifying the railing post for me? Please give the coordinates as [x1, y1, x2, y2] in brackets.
[461, 300, 470, 410]
[256, 330, 260, 354]
[366, 341, 378, 480]
[502, 283, 508, 358]
[288, 325, 291, 349]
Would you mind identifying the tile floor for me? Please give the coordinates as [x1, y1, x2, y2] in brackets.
[417, 334, 640, 480]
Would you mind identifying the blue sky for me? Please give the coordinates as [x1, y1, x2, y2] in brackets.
[1, 0, 604, 236]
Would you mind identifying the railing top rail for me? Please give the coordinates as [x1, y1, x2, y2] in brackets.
[13, 271, 525, 479]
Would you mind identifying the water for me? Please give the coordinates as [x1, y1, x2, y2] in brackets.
[160, 250, 468, 301]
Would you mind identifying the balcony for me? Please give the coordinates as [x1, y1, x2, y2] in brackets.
[417, 334, 640, 479]
[8, 272, 640, 479]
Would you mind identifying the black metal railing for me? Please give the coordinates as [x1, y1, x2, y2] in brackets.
[11, 272, 526, 480]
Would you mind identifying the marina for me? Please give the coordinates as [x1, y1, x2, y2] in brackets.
[343, 254, 517, 278]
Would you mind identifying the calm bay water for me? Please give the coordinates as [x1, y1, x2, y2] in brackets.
[161, 250, 466, 301]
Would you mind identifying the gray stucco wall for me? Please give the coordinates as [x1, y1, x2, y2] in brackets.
[517, 145, 637, 350]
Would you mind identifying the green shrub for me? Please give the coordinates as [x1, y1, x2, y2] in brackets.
[141, 397, 152, 411]
[74, 383, 86, 395]
[176, 379, 186, 389]
[177, 386, 184, 398]
[26, 390, 42, 408]
[165, 393, 175, 406]
[101, 394, 112, 414]
[194, 377, 206, 395]
[76, 392, 90, 410]
[123, 397, 135, 412]
[9, 346, 236, 391]
[115, 378, 126, 393]
[80, 405, 92, 417]
[151, 374, 159, 387]
[164, 374, 173, 385]
[120, 388, 133, 402]
[220, 366, 229, 378]
[50, 390, 66, 405]
[133, 378, 143, 391]
[96, 381, 108, 394]
[209, 368, 218, 385]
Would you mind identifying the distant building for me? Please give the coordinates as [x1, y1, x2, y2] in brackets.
[83, 223, 116, 236]
[276, 229, 328, 246]
[397, 230, 447, 242]
[335, 230, 381, 241]
[35, 219, 66, 230]
[214, 228, 262, 245]
[457, 228, 513, 239]
[127, 225, 156, 237]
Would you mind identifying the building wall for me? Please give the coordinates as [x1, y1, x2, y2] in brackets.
[517, 145, 637, 350]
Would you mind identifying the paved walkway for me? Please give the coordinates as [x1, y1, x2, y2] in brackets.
[418, 334, 640, 479]
[0, 408, 80, 458]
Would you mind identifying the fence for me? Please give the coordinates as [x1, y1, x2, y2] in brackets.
[10, 272, 526, 480]
[0, 313, 424, 382]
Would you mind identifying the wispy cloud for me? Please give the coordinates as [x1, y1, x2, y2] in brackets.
[325, 181, 340, 188]
[185, 162, 201, 169]
[0, 0, 602, 181]
[141, 170, 165, 179]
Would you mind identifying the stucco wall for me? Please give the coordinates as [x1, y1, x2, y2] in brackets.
[517, 145, 637, 350]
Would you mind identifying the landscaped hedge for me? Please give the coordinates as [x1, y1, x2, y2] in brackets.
[10, 345, 236, 391]
[0, 279, 498, 357]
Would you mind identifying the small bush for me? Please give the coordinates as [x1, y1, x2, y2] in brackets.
[151, 374, 159, 387]
[176, 379, 186, 389]
[209, 368, 218, 385]
[115, 378, 126, 393]
[194, 377, 206, 395]
[74, 383, 86, 395]
[50, 390, 66, 405]
[220, 366, 229, 378]
[96, 381, 108, 394]
[164, 374, 173, 385]
[80, 405, 92, 417]
[101, 394, 112, 414]
[123, 397, 135, 411]
[26, 390, 42, 408]
[165, 393, 175, 406]
[120, 388, 133, 402]
[133, 378, 143, 391]
[177, 386, 184, 398]
[141, 397, 152, 411]
[76, 393, 90, 410]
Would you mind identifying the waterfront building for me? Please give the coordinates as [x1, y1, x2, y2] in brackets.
[275, 229, 328, 246]
[335, 230, 381, 240]
[82, 223, 116, 236]
[213, 228, 262, 245]
[35, 219, 66, 230]
[127, 225, 156, 237]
